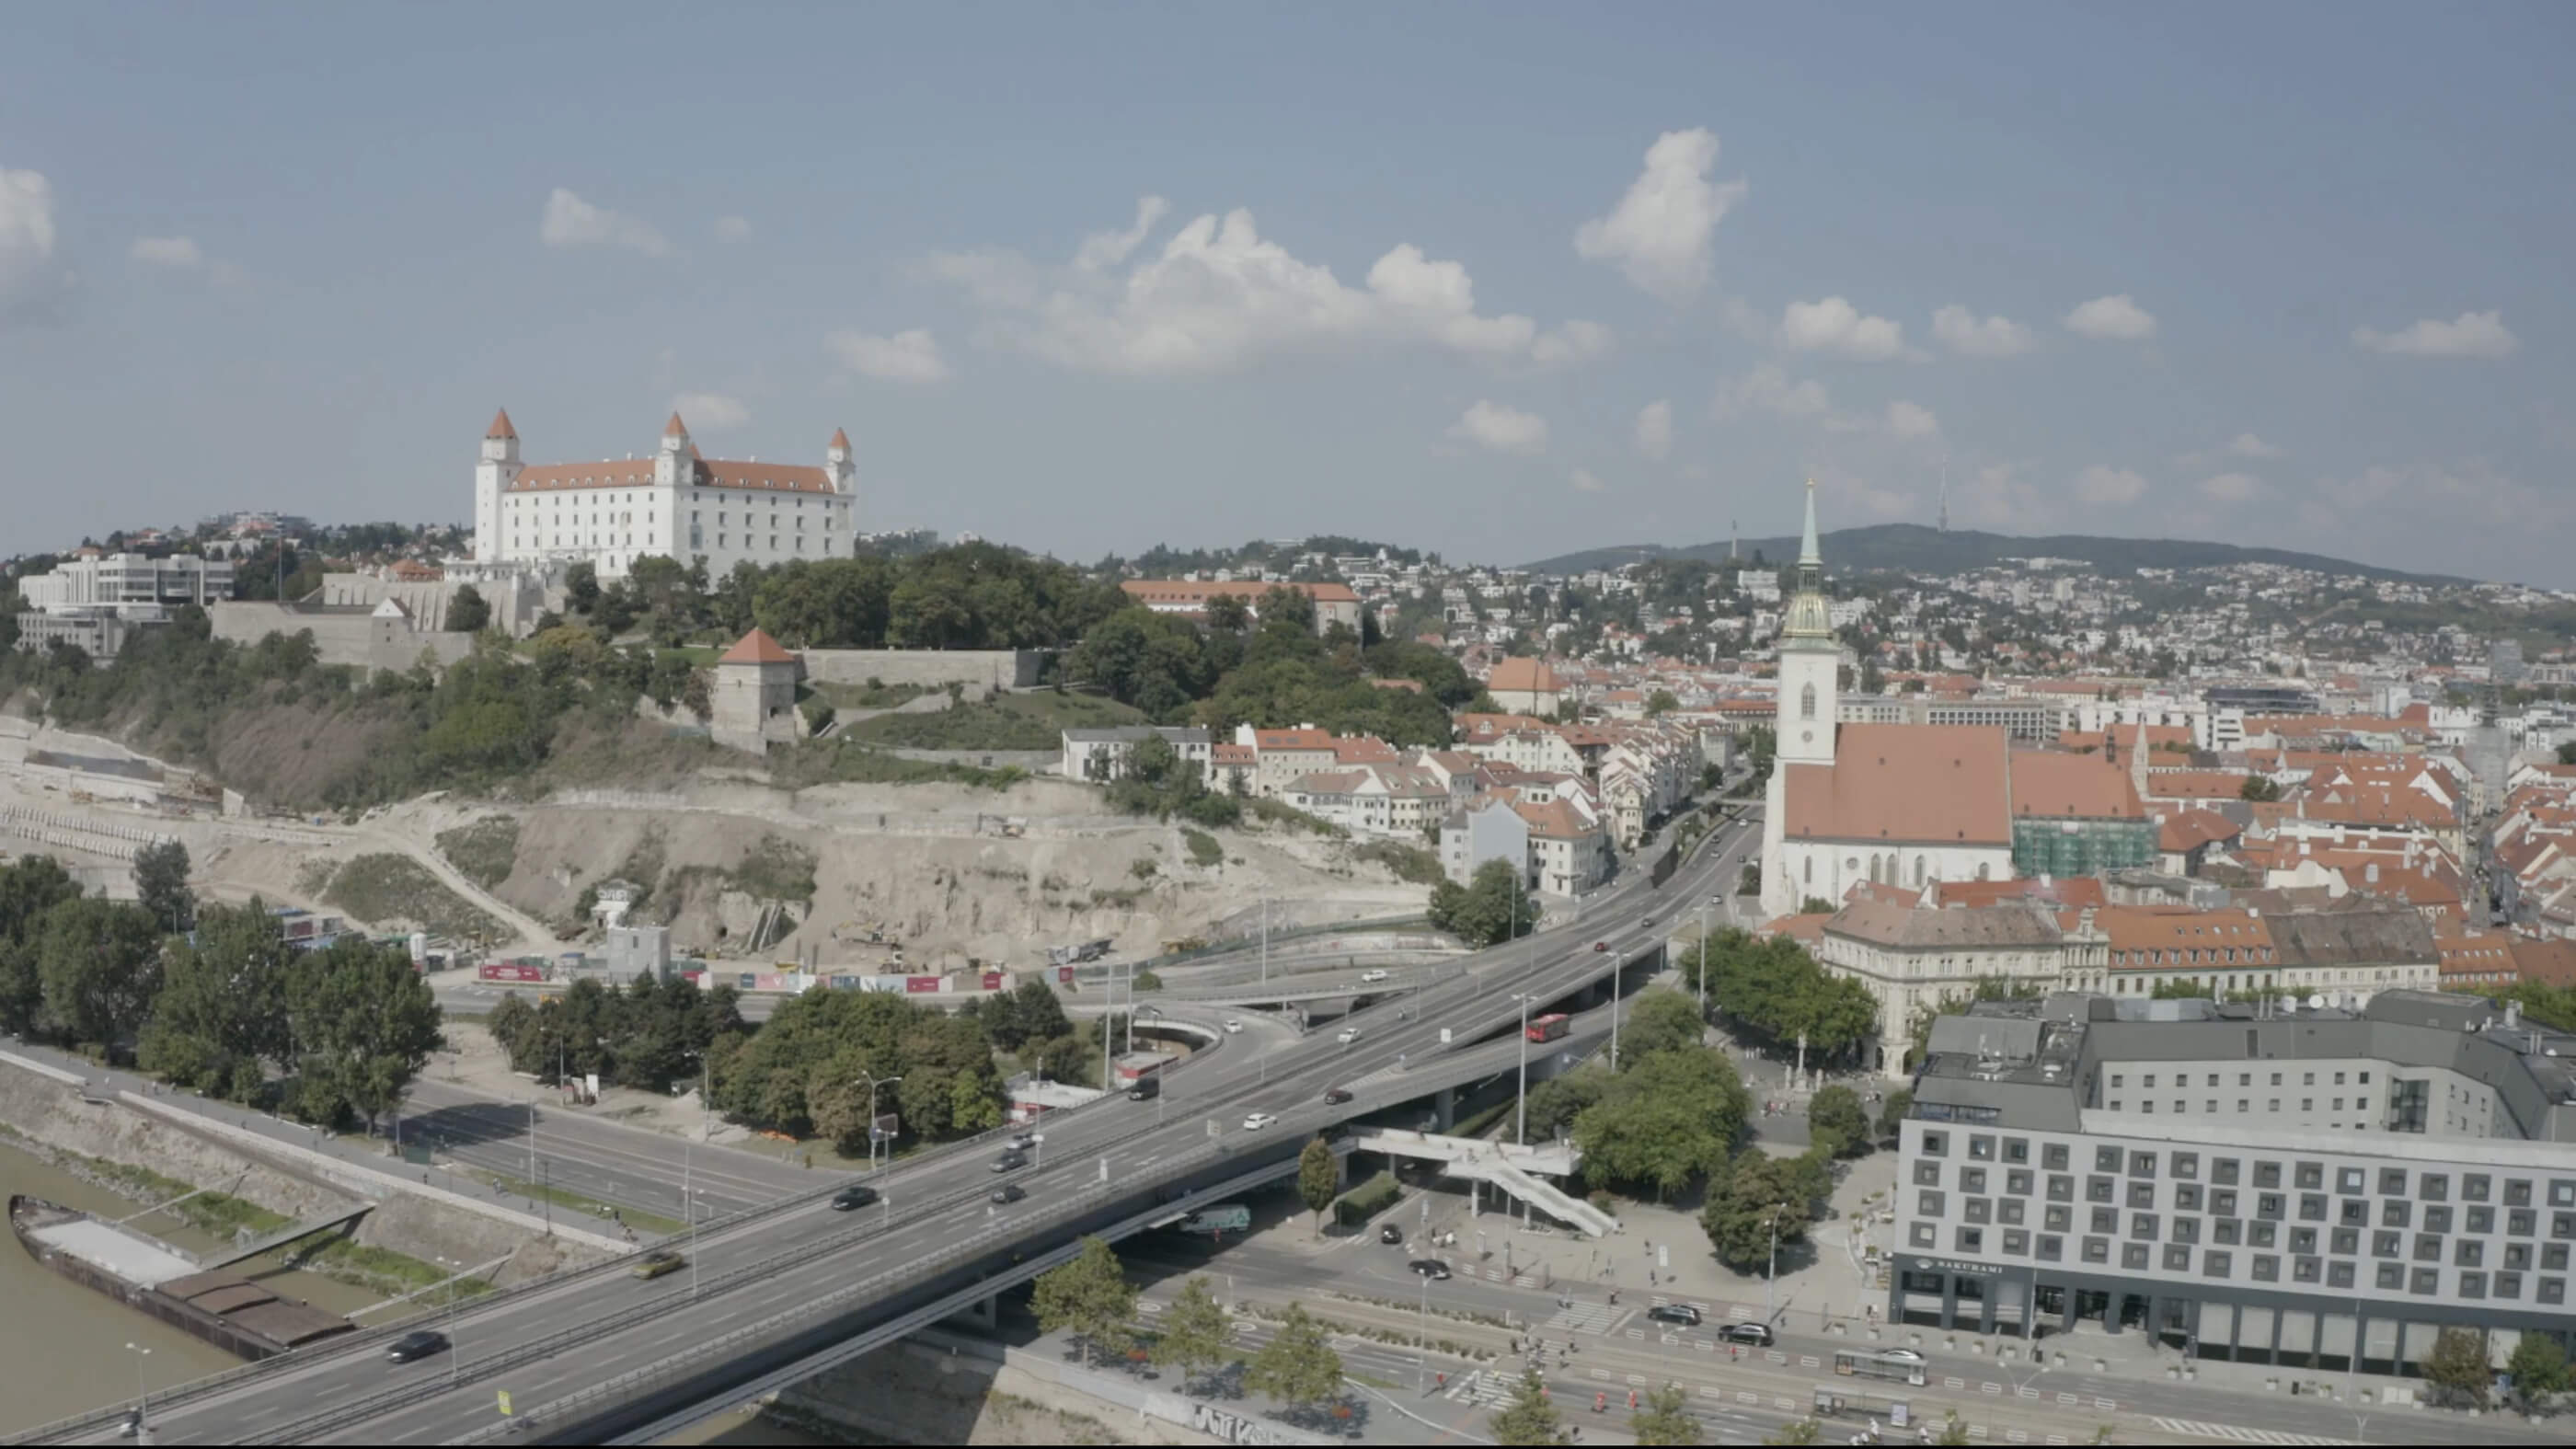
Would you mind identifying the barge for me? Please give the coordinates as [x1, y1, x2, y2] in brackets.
[10, 1194, 356, 1360]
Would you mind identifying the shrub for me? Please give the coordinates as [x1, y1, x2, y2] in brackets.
[1333, 1170, 1402, 1226]
[1182, 829, 1225, 868]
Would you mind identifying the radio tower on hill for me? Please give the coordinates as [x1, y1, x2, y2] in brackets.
[1938, 466, 1949, 533]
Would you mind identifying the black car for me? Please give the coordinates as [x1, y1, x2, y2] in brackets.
[1379, 1224, 1405, 1245]
[830, 1184, 880, 1211]
[1720, 1321, 1775, 1346]
[1646, 1304, 1701, 1328]
[1323, 1087, 1353, 1106]
[991, 1183, 1026, 1205]
[1126, 1076, 1161, 1101]
[1409, 1259, 1451, 1280]
[386, 1329, 450, 1363]
[993, 1150, 1029, 1173]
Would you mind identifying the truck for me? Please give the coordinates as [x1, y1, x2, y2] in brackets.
[1176, 1203, 1251, 1235]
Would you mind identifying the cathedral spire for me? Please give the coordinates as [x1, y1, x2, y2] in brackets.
[1798, 477, 1822, 567]
[1783, 478, 1834, 648]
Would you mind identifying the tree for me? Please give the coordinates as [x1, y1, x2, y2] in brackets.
[1933, 1410, 1972, 1445]
[1571, 1046, 1748, 1201]
[140, 898, 294, 1093]
[132, 841, 195, 934]
[2239, 775, 2282, 802]
[1297, 1136, 1340, 1235]
[1029, 1236, 1138, 1369]
[1699, 1149, 1811, 1271]
[564, 561, 600, 615]
[446, 584, 490, 634]
[1426, 858, 1542, 949]
[1203, 592, 1250, 633]
[1490, 1370, 1569, 1445]
[1808, 1085, 1870, 1158]
[1876, 1087, 1913, 1144]
[0, 855, 81, 1035]
[1644, 688, 1680, 719]
[2505, 1333, 2568, 1407]
[1244, 1303, 1342, 1412]
[286, 937, 444, 1132]
[2560, 739, 2576, 768]
[35, 898, 164, 1052]
[1618, 988, 1705, 1064]
[1148, 1274, 1233, 1392]
[1629, 1381, 1702, 1445]
[1764, 1420, 1819, 1446]
[2423, 1326, 2491, 1409]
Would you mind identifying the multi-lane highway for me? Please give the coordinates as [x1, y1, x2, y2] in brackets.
[17, 799, 1761, 1445]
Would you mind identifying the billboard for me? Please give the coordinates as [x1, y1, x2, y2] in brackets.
[477, 962, 545, 983]
[1057, 966, 1075, 984]
[981, 972, 1005, 992]
[904, 975, 942, 994]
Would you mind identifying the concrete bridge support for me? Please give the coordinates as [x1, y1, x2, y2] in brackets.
[944, 1292, 1000, 1333]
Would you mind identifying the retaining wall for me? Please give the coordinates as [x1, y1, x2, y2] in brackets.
[798, 649, 1044, 692]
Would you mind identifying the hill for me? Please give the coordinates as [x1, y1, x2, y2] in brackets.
[1519, 523, 2466, 585]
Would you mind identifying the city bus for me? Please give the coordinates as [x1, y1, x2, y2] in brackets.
[1524, 1013, 1571, 1043]
[1833, 1350, 1926, 1386]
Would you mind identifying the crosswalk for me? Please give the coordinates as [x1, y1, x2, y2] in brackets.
[2149, 1418, 2354, 1445]
[1544, 1302, 1627, 1335]
[1444, 1369, 1521, 1409]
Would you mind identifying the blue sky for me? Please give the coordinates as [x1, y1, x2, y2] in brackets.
[3, 3, 2570, 581]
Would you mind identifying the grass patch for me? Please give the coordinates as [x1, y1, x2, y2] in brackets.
[658, 646, 723, 667]
[1354, 839, 1443, 885]
[840, 690, 1145, 751]
[767, 741, 1028, 791]
[1182, 828, 1225, 868]
[434, 815, 522, 891]
[471, 1168, 687, 1236]
[1332, 1169, 1402, 1227]
[72, 1154, 488, 1298]
[320, 854, 500, 941]
[1245, 796, 1345, 837]
[808, 679, 939, 710]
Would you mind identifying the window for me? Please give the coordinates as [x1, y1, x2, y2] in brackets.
[2043, 1144, 2070, 1171]
[1800, 684, 1816, 720]
[2047, 1176, 2073, 1202]
[1915, 1161, 1942, 1187]
[2513, 1210, 2538, 1237]
[1961, 1168, 1989, 1194]
[2258, 1193, 2285, 1221]
[1922, 1133, 1948, 1157]
[2497, 1271, 2523, 1299]
[2001, 1200, 2025, 1226]
[2006, 1138, 2030, 1164]
[2381, 1167, 2409, 1197]
[2382, 1200, 2410, 1229]
[2037, 1235, 2063, 1262]
[2173, 1153, 2200, 1179]
[2255, 1161, 2283, 1189]
[1917, 1191, 1946, 1218]
[2164, 1244, 2192, 1272]
[2251, 1222, 2278, 1248]
[1970, 1135, 1995, 1161]
[2003, 1229, 2030, 1257]
[2294, 1257, 2321, 1283]
[2203, 1250, 2233, 1278]
[2214, 1158, 2241, 1186]
[2421, 1173, 2450, 1202]
[2087, 1177, 2115, 1203]
[2299, 1194, 2327, 1222]
[2338, 1167, 2365, 1195]
[2212, 1190, 2238, 1216]
[2007, 1170, 2033, 1197]
[2425, 1206, 2454, 1235]
[2174, 1216, 2201, 1244]
[2409, 1267, 2439, 1295]
[2097, 1146, 2123, 1172]
[2466, 1175, 2491, 1202]
[2412, 1234, 2443, 1263]
[2082, 1237, 2110, 1264]
[2122, 1243, 2151, 1271]
[2132, 1213, 2160, 1241]
[1966, 1199, 1993, 1225]
[2128, 1182, 2156, 1210]
[2176, 1185, 2203, 1213]
[2252, 1255, 2280, 1282]
[1909, 1222, 1937, 1249]
[2090, 1207, 2119, 1235]
[2507, 1179, 2534, 1207]
[2457, 1240, 2485, 1268]
[2215, 1219, 2242, 1246]
[2290, 1227, 2317, 1255]
[2331, 1227, 2359, 1256]
[2044, 1204, 2071, 1232]
[2546, 1279, 2570, 1306]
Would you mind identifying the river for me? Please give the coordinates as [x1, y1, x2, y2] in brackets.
[0, 1144, 386, 1434]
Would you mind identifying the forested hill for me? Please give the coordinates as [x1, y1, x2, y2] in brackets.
[1520, 523, 2463, 585]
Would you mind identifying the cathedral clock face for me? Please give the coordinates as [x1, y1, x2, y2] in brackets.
[1801, 730, 1814, 744]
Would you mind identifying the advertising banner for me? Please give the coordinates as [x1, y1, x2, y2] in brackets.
[904, 975, 942, 994]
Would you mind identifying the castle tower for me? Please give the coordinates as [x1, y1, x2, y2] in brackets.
[1775, 479, 1839, 767]
[473, 408, 523, 562]
[825, 426, 856, 495]
[652, 411, 693, 489]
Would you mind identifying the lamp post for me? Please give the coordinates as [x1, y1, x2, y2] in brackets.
[1259, 893, 1269, 994]
[123, 1342, 149, 1439]
[686, 1187, 706, 1298]
[1696, 900, 1710, 1018]
[855, 1073, 903, 1174]
[1512, 994, 1534, 1148]
[1764, 1206, 1783, 1321]
[1415, 1267, 1433, 1397]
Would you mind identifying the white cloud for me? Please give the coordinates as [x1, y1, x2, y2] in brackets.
[2064, 293, 2156, 341]
[1530, 318, 1614, 365]
[2199, 472, 2261, 504]
[2227, 432, 2283, 459]
[1573, 127, 1746, 305]
[129, 236, 201, 269]
[828, 328, 951, 384]
[1074, 195, 1167, 271]
[1448, 400, 1549, 455]
[2074, 464, 2149, 506]
[931, 201, 1585, 374]
[713, 215, 753, 243]
[1570, 467, 1607, 494]
[1885, 400, 1941, 440]
[1778, 296, 1908, 361]
[673, 393, 750, 431]
[1713, 363, 1829, 421]
[1930, 304, 2035, 358]
[539, 188, 673, 258]
[2352, 310, 2517, 359]
[0, 167, 70, 321]
[1634, 399, 1673, 462]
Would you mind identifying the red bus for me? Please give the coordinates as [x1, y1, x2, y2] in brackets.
[1525, 1013, 1570, 1043]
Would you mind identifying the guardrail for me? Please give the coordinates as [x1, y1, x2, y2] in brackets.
[1071, 910, 1432, 979]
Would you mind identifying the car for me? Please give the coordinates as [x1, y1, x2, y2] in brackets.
[991, 1183, 1026, 1205]
[385, 1329, 450, 1363]
[1360, 968, 1389, 983]
[992, 1150, 1029, 1173]
[1879, 1347, 1924, 1363]
[1007, 1133, 1039, 1152]
[1720, 1322, 1775, 1346]
[1640, 914, 1654, 927]
[1409, 1259, 1452, 1280]
[1646, 1304, 1702, 1328]
[1336, 1028, 1363, 1045]
[1379, 1224, 1405, 1244]
[1224, 1018, 1244, 1033]
[1593, 941, 1608, 952]
[1323, 1087, 1353, 1106]
[830, 1185, 880, 1211]
[632, 1250, 685, 1282]
[1243, 1111, 1279, 1131]
[1126, 1076, 1161, 1101]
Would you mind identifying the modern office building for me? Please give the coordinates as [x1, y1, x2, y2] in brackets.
[1895, 991, 2576, 1373]
[12, 550, 236, 660]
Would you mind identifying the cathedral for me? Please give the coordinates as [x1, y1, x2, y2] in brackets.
[471, 409, 858, 581]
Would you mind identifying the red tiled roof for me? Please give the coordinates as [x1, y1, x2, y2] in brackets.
[664, 411, 689, 437]
[1934, 876, 2108, 910]
[2009, 750, 2145, 821]
[719, 628, 798, 666]
[487, 408, 517, 440]
[830, 427, 850, 449]
[1487, 657, 1561, 694]
[1783, 724, 2013, 846]
[507, 457, 836, 495]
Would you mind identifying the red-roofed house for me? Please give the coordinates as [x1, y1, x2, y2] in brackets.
[1118, 580, 1362, 636]
[1485, 657, 1564, 716]
[712, 628, 804, 753]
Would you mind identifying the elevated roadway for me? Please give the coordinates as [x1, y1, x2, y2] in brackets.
[12, 799, 1762, 1446]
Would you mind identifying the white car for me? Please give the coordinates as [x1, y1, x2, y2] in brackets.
[1243, 1111, 1278, 1132]
[1336, 1028, 1363, 1045]
[1223, 1018, 1244, 1033]
[1879, 1347, 1924, 1363]
[1360, 969, 1389, 983]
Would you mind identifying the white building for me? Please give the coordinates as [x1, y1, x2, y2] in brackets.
[472, 409, 857, 581]
[13, 551, 236, 660]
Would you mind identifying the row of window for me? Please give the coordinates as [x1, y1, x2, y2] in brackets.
[2102, 1098, 2371, 1120]
[1918, 1186, 2576, 1250]
[1908, 1223, 2570, 1305]
[2110, 1069, 2370, 1089]
[1916, 1133, 2575, 1207]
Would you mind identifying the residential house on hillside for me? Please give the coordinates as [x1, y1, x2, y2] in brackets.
[1485, 656, 1563, 716]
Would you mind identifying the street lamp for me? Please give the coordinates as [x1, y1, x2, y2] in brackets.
[686, 1187, 707, 1298]
[1415, 1266, 1434, 1397]
[123, 1342, 149, 1439]
[854, 1073, 903, 1174]
[1764, 1205, 1784, 1321]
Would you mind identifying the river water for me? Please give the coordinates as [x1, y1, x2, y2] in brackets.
[0, 1145, 385, 1434]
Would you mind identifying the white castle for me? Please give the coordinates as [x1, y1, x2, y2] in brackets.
[471, 409, 858, 580]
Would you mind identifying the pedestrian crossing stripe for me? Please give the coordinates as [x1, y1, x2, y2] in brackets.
[2149, 1418, 2355, 1445]
[1545, 1302, 1626, 1335]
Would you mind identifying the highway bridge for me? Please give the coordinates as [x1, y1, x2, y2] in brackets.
[11, 802, 1763, 1446]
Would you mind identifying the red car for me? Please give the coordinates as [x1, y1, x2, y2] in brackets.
[1593, 941, 1608, 952]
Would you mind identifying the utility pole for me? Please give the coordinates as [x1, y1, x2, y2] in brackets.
[1697, 900, 1709, 1018]
[1514, 993, 1532, 1148]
